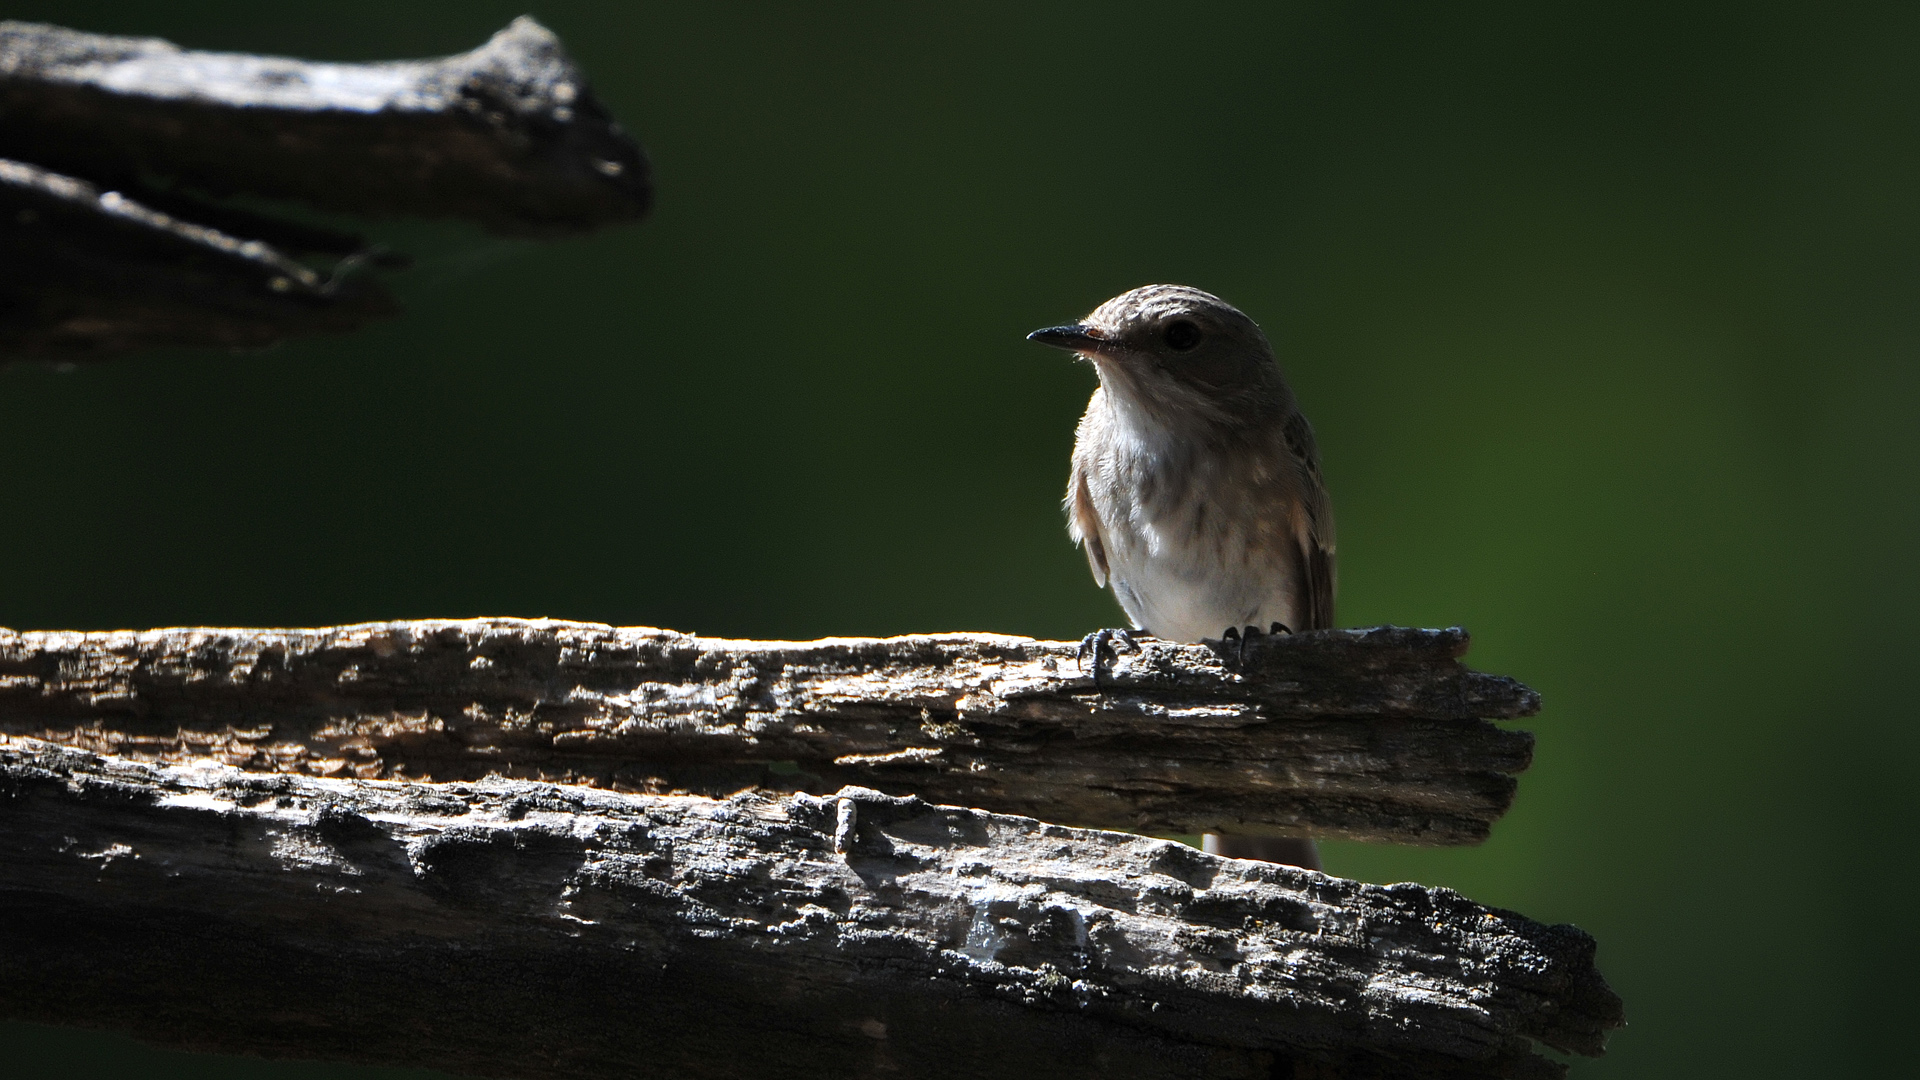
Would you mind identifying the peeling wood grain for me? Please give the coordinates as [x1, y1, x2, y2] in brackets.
[0, 620, 1536, 844]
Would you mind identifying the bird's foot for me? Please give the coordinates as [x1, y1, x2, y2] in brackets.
[1220, 623, 1292, 666]
[1078, 627, 1142, 684]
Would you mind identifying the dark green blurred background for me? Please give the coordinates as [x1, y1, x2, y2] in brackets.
[4, 2, 1915, 1076]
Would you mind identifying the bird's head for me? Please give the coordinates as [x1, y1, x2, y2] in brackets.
[1027, 284, 1288, 428]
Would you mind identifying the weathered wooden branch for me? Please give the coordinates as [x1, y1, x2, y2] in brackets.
[0, 17, 650, 360]
[0, 740, 1621, 1079]
[0, 620, 1536, 845]
[0, 17, 652, 232]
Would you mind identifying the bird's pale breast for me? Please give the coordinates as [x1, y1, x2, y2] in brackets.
[1072, 388, 1308, 643]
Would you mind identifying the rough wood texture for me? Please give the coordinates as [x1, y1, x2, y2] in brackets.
[0, 619, 1537, 845]
[0, 17, 652, 232]
[0, 740, 1621, 1079]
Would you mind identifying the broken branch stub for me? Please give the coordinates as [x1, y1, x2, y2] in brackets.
[0, 17, 652, 232]
[0, 740, 1623, 1079]
[0, 619, 1537, 845]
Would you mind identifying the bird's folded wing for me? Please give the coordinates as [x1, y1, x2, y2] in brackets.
[1067, 464, 1110, 588]
[1280, 411, 1338, 630]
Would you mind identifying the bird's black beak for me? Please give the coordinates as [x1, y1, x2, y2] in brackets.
[1027, 323, 1108, 355]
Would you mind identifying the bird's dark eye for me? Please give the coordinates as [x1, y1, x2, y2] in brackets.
[1163, 319, 1202, 351]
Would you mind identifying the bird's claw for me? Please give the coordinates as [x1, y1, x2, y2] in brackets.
[1078, 627, 1141, 684]
[1220, 625, 1257, 665]
[1221, 622, 1292, 666]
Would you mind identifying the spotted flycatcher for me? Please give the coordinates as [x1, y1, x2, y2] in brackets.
[1029, 284, 1335, 869]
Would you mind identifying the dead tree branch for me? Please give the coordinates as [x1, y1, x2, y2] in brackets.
[0, 17, 650, 360]
[0, 740, 1621, 1080]
[0, 17, 651, 232]
[0, 620, 1536, 845]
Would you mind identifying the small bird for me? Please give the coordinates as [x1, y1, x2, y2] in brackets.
[1029, 284, 1335, 869]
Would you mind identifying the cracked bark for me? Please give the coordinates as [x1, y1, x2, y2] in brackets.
[0, 620, 1538, 845]
[0, 740, 1622, 1080]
